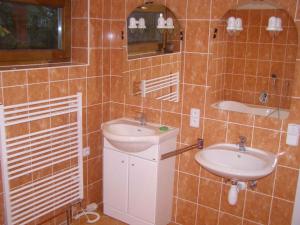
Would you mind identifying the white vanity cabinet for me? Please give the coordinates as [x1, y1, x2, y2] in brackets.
[103, 138, 177, 225]
[128, 156, 157, 223]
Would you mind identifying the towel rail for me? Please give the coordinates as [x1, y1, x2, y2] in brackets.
[140, 72, 180, 102]
[161, 138, 204, 160]
[0, 93, 84, 225]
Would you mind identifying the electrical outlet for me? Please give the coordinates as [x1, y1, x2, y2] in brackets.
[190, 108, 200, 128]
[83, 147, 90, 157]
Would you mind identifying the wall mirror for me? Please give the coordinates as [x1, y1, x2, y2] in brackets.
[126, 3, 182, 59]
[123, 3, 183, 103]
[208, 1, 298, 119]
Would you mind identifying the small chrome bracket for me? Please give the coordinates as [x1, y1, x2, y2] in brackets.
[249, 180, 257, 190]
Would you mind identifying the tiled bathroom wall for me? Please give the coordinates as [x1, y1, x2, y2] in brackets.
[0, 0, 104, 224]
[0, 0, 300, 225]
[222, 9, 297, 109]
[103, 0, 300, 225]
[124, 53, 182, 101]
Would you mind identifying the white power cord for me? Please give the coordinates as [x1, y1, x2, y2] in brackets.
[73, 209, 100, 224]
[73, 203, 100, 224]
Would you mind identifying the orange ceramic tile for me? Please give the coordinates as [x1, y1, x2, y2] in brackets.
[211, 0, 235, 20]
[87, 156, 102, 184]
[87, 49, 102, 76]
[110, 21, 125, 48]
[187, 0, 211, 19]
[196, 205, 218, 225]
[254, 116, 282, 130]
[274, 166, 298, 201]
[102, 76, 111, 102]
[111, 49, 123, 75]
[72, 0, 88, 18]
[69, 66, 87, 79]
[111, 76, 124, 102]
[244, 191, 271, 224]
[103, 49, 111, 75]
[198, 178, 221, 210]
[226, 123, 253, 144]
[70, 78, 87, 106]
[111, 0, 125, 19]
[143, 96, 162, 110]
[90, 19, 103, 48]
[27, 69, 49, 84]
[50, 81, 69, 98]
[28, 83, 50, 102]
[142, 108, 161, 124]
[166, 0, 187, 19]
[252, 128, 280, 153]
[87, 180, 102, 204]
[180, 115, 203, 145]
[255, 172, 275, 195]
[177, 172, 199, 203]
[2, 70, 27, 87]
[72, 47, 89, 64]
[218, 212, 242, 225]
[72, 19, 89, 47]
[3, 86, 28, 105]
[269, 198, 293, 225]
[242, 220, 260, 225]
[126, 0, 144, 17]
[185, 21, 210, 52]
[102, 20, 111, 48]
[175, 199, 197, 225]
[110, 102, 124, 120]
[182, 84, 206, 114]
[87, 77, 102, 105]
[248, 10, 262, 26]
[49, 67, 68, 81]
[178, 149, 201, 176]
[203, 119, 227, 147]
[87, 105, 102, 133]
[184, 53, 207, 85]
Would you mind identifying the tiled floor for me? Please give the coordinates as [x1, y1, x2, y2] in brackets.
[73, 212, 127, 225]
[74, 212, 177, 225]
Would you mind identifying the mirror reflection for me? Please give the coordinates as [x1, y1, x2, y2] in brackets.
[127, 3, 181, 59]
[124, 3, 183, 103]
[208, 3, 298, 119]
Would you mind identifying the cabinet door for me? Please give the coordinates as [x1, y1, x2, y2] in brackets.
[103, 148, 128, 212]
[128, 156, 157, 223]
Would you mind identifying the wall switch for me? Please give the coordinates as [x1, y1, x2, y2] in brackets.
[83, 147, 91, 157]
[190, 108, 200, 128]
[286, 124, 300, 146]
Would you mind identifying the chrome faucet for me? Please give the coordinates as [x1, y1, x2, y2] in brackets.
[238, 136, 247, 152]
[136, 112, 146, 126]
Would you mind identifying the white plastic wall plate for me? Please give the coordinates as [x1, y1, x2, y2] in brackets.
[190, 108, 200, 128]
[83, 147, 91, 157]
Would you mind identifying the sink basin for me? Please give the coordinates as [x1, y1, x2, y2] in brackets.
[195, 144, 277, 181]
[102, 118, 178, 152]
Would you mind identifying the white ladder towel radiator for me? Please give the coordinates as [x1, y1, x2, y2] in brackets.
[0, 93, 84, 225]
[140, 72, 180, 102]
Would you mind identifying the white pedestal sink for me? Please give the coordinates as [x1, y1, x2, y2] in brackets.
[195, 143, 278, 205]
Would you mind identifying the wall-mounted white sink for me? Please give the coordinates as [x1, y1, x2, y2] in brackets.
[211, 101, 289, 120]
[102, 118, 178, 152]
[195, 143, 277, 181]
